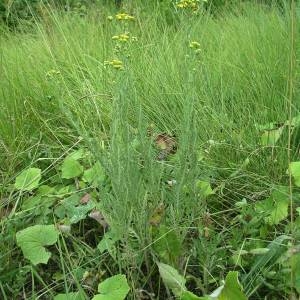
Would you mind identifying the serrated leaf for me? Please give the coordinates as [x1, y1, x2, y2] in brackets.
[83, 161, 105, 187]
[54, 292, 84, 300]
[16, 225, 59, 265]
[157, 262, 186, 297]
[15, 168, 41, 191]
[61, 158, 83, 179]
[92, 274, 130, 300]
[210, 272, 247, 300]
[289, 161, 300, 187]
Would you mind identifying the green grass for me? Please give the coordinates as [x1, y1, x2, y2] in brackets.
[0, 1, 299, 299]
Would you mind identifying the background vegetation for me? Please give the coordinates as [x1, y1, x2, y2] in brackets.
[0, 0, 299, 299]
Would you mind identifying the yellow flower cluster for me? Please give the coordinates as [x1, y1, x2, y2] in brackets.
[104, 59, 124, 70]
[112, 33, 130, 42]
[177, 0, 198, 10]
[112, 32, 138, 43]
[189, 41, 201, 49]
[115, 12, 135, 21]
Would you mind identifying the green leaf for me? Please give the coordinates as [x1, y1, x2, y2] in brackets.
[181, 291, 210, 300]
[153, 225, 181, 264]
[196, 180, 214, 197]
[289, 161, 300, 187]
[83, 161, 105, 187]
[92, 274, 130, 300]
[16, 225, 59, 265]
[210, 272, 247, 300]
[291, 252, 300, 293]
[54, 194, 95, 224]
[15, 168, 41, 191]
[258, 122, 284, 146]
[54, 292, 84, 300]
[290, 114, 300, 127]
[255, 187, 289, 225]
[97, 230, 119, 258]
[61, 158, 83, 179]
[66, 149, 85, 161]
[157, 262, 186, 297]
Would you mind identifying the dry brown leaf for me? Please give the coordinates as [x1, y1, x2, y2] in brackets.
[80, 193, 91, 204]
[149, 202, 165, 226]
[89, 209, 109, 228]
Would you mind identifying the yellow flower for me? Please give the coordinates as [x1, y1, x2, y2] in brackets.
[189, 41, 201, 49]
[119, 33, 130, 42]
[111, 59, 123, 69]
[107, 15, 113, 21]
[176, 0, 199, 10]
[104, 59, 124, 70]
[115, 12, 135, 21]
[111, 32, 130, 42]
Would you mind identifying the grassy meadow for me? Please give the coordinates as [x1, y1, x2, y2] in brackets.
[0, 1, 300, 299]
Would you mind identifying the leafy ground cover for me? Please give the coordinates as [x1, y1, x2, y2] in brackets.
[0, 0, 300, 299]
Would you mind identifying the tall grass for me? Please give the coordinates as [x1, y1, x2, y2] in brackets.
[0, 1, 299, 299]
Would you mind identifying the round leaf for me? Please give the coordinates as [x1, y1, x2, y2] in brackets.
[61, 158, 83, 179]
[92, 274, 130, 300]
[15, 168, 41, 191]
[16, 225, 59, 265]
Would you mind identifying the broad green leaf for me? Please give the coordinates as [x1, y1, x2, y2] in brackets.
[291, 252, 300, 293]
[153, 225, 181, 264]
[15, 168, 41, 191]
[37, 185, 56, 196]
[210, 272, 247, 300]
[69, 202, 95, 224]
[258, 122, 284, 146]
[92, 274, 130, 300]
[61, 158, 83, 179]
[83, 161, 105, 187]
[290, 114, 300, 127]
[260, 128, 283, 146]
[196, 180, 214, 197]
[289, 161, 300, 187]
[66, 149, 85, 161]
[157, 262, 186, 297]
[54, 292, 84, 300]
[16, 225, 59, 265]
[97, 230, 119, 258]
[255, 187, 289, 225]
[21, 195, 56, 216]
[54, 194, 95, 224]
